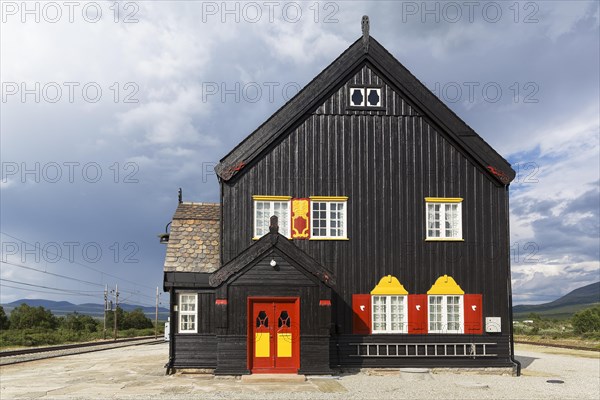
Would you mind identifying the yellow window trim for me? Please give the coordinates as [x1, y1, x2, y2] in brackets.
[425, 197, 463, 203]
[253, 195, 292, 201]
[309, 196, 349, 201]
[427, 274, 465, 295]
[371, 275, 409, 295]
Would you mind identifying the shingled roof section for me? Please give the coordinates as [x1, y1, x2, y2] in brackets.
[164, 202, 220, 273]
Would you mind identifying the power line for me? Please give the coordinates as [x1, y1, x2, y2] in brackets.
[0, 282, 155, 309]
[1, 284, 166, 312]
[0, 260, 104, 288]
[0, 232, 155, 290]
[117, 289, 156, 302]
[0, 283, 100, 297]
[1, 259, 156, 302]
[0, 278, 103, 296]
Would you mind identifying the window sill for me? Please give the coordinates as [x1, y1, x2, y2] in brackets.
[346, 106, 386, 111]
[252, 236, 292, 241]
[309, 237, 350, 241]
[425, 238, 464, 242]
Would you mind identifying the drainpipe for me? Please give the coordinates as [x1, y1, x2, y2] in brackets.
[508, 275, 521, 376]
[506, 185, 521, 376]
[165, 288, 175, 375]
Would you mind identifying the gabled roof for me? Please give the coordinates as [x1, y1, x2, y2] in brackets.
[215, 35, 515, 185]
[209, 232, 335, 288]
[164, 202, 220, 273]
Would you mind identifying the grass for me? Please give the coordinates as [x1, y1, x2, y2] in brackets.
[514, 334, 600, 351]
[513, 318, 600, 351]
[513, 302, 600, 320]
[0, 327, 163, 350]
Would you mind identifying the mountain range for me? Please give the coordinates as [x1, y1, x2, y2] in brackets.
[513, 281, 600, 320]
[3, 282, 598, 321]
[1, 299, 169, 320]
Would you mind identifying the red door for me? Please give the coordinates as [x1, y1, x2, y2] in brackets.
[248, 297, 300, 373]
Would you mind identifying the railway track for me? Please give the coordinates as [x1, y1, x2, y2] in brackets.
[515, 340, 600, 352]
[0, 336, 164, 366]
[3, 338, 594, 367]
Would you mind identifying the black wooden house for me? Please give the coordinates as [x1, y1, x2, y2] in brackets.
[162, 20, 519, 375]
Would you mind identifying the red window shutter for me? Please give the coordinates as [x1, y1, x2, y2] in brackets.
[352, 294, 371, 334]
[291, 198, 310, 239]
[464, 294, 483, 334]
[408, 294, 427, 334]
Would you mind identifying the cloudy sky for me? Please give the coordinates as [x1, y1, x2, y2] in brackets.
[1, 0, 598, 308]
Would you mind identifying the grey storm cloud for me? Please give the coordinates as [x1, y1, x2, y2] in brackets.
[522, 185, 599, 262]
[1, 1, 599, 305]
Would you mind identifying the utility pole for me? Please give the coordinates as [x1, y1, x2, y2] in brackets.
[114, 284, 119, 341]
[103, 285, 107, 340]
[155, 286, 159, 339]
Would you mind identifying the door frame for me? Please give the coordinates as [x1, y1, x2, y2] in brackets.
[247, 296, 300, 373]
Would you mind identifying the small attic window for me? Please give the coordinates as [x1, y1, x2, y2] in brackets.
[367, 88, 381, 106]
[349, 87, 382, 108]
[350, 88, 364, 106]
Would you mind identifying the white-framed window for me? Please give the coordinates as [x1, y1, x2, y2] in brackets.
[428, 295, 463, 334]
[310, 198, 347, 239]
[372, 295, 407, 333]
[425, 198, 463, 240]
[178, 293, 198, 334]
[349, 87, 382, 107]
[253, 196, 291, 239]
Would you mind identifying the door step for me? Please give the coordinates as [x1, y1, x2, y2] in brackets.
[241, 374, 306, 383]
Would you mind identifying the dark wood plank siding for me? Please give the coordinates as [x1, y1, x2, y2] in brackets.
[174, 291, 215, 334]
[215, 335, 248, 375]
[331, 334, 513, 368]
[231, 251, 316, 287]
[314, 64, 417, 117]
[198, 292, 215, 334]
[299, 335, 332, 374]
[173, 334, 217, 368]
[221, 65, 512, 361]
[171, 291, 217, 368]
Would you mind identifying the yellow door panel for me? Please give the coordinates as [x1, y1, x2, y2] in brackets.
[277, 333, 292, 357]
[255, 333, 269, 357]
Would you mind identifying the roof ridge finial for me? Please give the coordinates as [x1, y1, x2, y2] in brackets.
[269, 215, 279, 234]
[361, 15, 370, 53]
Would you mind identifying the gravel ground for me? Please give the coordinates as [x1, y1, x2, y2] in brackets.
[0, 339, 160, 366]
[0, 342, 598, 400]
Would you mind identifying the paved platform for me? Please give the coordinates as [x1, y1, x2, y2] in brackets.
[0, 342, 598, 399]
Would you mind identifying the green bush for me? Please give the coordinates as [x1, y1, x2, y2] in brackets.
[0, 328, 102, 348]
[60, 313, 99, 333]
[9, 304, 59, 330]
[572, 306, 600, 334]
[105, 307, 154, 330]
[0, 304, 164, 349]
[0, 306, 9, 330]
[122, 308, 154, 330]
